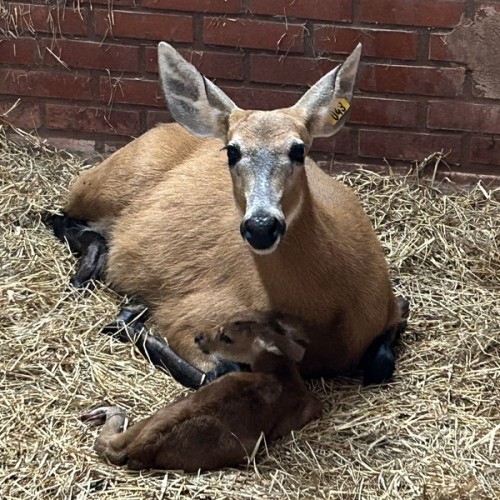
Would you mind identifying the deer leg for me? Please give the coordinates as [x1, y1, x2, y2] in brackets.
[361, 329, 396, 385]
[81, 406, 129, 466]
[51, 214, 108, 288]
[102, 306, 206, 389]
[361, 296, 410, 385]
[102, 305, 248, 389]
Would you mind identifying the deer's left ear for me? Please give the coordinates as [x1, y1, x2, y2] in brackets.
[291, 43, 362, 138]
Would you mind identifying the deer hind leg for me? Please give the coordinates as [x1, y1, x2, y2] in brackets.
[51, 214, 108, 288]
[361, 296, 410, 386]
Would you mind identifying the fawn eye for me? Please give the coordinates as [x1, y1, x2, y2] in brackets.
[289, 143, 306, 164]
[225, 145, 241, 167]
[220, 332, 234, 344]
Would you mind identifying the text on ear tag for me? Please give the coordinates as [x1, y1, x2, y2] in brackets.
[328, 98, 351, 125]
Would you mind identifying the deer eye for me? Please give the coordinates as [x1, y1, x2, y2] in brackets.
[289, 143, 306, 164]
[225, 145, 241, 167]
[220, 332, 234, 344]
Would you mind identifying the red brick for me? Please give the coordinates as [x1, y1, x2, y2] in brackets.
[351, 97, 419, 128]
[94, 10, 193, 42]
[142, 0, 241, 13]
[146, 47, 244, 80]
[100, 78, 165, 107]
[0, 38, 36, 65]
[78, 0, 136, 5]
[1, 3, 87, 36]
[359, 130, 462, 162]
[315, 26, 418, 60]
[358, 64, 465, 97]
[40, 39, 140, 72]
[203, 17, 304, 53]
[249, 0, 352, 22]
[45, 104, 140, 136]
[313, 128, 352, 155]
[359, 0, 465, 28]
[0, 100, 41, 129]
[250, 55, 337, 86]
[147, 110, 173, 128]
[428, 102, 500, 135]
[0, 69, 93, 100]
[470, 136, 500, 166]
[221, 86, 302, 110]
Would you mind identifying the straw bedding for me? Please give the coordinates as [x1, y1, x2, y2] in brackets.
[1, 127, 499, 499]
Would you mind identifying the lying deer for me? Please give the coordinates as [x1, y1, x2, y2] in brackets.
[53, 42, 409, 388]
[81, 312, 322, 471]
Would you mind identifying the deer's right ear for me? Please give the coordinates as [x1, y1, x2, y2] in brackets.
[291, 43, 362, 138]
[157, 42, 238, 139]
[260, 335, 306, 363]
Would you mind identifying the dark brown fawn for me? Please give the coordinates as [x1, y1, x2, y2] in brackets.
[53, 42, 409, 388]
[81, 312, 322, 471]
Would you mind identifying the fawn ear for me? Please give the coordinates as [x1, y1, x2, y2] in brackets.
[291, 43, 362, 138]
[157, 42, 238, 139]
[274, 317, 310, 348]
[259, 335, 306, 363]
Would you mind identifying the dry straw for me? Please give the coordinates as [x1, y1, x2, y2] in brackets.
[1, 126, 499, 499]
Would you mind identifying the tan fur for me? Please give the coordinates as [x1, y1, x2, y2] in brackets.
[65, 45, 400, 376]
[82, 313, 322, 472]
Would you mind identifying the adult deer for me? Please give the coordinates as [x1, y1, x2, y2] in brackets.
[54, 42, 408, 388]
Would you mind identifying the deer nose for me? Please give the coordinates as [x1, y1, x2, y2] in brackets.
[240, 212, 286, 251]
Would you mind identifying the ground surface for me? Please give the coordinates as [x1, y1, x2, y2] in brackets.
[1, 128, 499, 499]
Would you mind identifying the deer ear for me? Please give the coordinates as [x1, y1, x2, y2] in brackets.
[274, 317, 310, 348]
[291, 43, 362, 138]
[157, 42, 238, 139]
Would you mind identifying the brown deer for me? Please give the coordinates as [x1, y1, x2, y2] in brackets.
[81, 312, 323, 472]
[53, 42, 409, 388]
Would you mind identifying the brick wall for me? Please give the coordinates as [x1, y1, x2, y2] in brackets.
[1, 0, 499, 182]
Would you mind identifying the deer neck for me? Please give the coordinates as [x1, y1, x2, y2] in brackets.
[250, 171, 337, 318]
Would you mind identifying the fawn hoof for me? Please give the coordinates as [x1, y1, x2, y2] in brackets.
[81, 406, 126, 427]
[81, 407, 111, 427]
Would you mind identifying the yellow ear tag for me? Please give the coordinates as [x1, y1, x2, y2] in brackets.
[328, 98, 351, 125]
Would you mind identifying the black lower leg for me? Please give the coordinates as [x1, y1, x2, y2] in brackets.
[361, 329, 396, 386]
[102, 306, 206, 389]
[51, 214, 108, 288]
[102, 305, 248, 389]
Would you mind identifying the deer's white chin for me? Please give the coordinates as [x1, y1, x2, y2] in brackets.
[246, 236, 281, 255]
